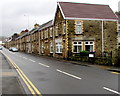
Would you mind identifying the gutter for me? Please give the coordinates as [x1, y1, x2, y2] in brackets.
[102, 20, 104, 56]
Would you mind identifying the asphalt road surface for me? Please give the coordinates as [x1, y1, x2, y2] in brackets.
[0, 48, 119, 95]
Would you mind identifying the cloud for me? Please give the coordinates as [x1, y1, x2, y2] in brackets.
[0, 0, 119, 37]
[1, 0, 57, 36]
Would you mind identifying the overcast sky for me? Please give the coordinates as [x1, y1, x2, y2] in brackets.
[0, 0, 119, 37]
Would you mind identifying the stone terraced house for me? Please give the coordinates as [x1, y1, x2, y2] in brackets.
[52, 2, 118, 59]
[39, 20, 53, 56]
[5, 2, 118, 60]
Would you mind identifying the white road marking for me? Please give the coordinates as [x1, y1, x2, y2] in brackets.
[23, 57, 27, 59]
[38, 63, 50, 68]
[103, 87, 120, 95]
[56, 69, 82, 80]
[29, 59, 35, 62]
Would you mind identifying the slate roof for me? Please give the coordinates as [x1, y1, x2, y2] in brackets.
[58, 2, 118, 20]
[39, 20, 53, 31]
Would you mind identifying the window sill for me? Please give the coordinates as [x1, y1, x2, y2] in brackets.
[56, 52, 62, 54]
[73, 52, 80, 53]
[55, 36, 59, 38]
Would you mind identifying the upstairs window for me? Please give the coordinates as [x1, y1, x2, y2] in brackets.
[75, 21, 82, 34]
[34, 34, 35, 40]
[46, 29, 48, 38]
[118, 24, 120, 37]
[73, 41, 82, 53]
[63, 23, 66, 34]
[56, 25, 58, 36]
[50, 27, 53, 37]
[44, 30, 46, 39]
[118, 31, 120, 37]
[85, 41, 94, 52]
[41, 31, 43, 39]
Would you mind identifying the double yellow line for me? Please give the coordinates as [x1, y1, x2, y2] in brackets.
[111, 72, 120, 75]
[1, 52, 42, 96]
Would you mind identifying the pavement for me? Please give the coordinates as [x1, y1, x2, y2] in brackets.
[0, 51, 26, 95]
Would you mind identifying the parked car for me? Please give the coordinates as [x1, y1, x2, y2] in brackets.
[11, 47, 18, 52]
[9, 47, 18, 52]
[9, 47, 13, 51]
[0, 46, 2, 50]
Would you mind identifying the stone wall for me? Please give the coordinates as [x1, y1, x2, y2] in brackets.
[67, 20, 117, 58]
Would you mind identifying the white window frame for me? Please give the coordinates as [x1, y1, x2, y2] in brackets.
[85, 41, 94, 52]
[75, 21, 82, 34]
[73, 41, 82, 53]
[56, 42, 62, 53]
[50, 42, 53, 53]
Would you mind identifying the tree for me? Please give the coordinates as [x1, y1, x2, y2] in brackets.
[12, 33, 19, 41]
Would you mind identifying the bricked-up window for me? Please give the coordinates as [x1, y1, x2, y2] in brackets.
[73, 41, 82, 53]
[56, 42, 62, 53]
[63, 23, 66, 34]
[50, 27, 53, 37]
[56, 25, 58, 36]
[75, 21, 82, 34]
[85, 41, 94, 52]
[50, 42, 53, 53]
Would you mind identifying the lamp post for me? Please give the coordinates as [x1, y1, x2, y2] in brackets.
[24, 14, 29, 29]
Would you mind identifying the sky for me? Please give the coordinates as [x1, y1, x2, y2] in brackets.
[0, 0, 119, 37]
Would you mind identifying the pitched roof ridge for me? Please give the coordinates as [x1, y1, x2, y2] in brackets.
[42, 20, 53, 26]
[58, 1, 109, 6]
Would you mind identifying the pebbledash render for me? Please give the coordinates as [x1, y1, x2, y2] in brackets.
[5, 2, 118, 59]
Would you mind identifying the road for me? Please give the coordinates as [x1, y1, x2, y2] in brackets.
[0, 48, 119, 95]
